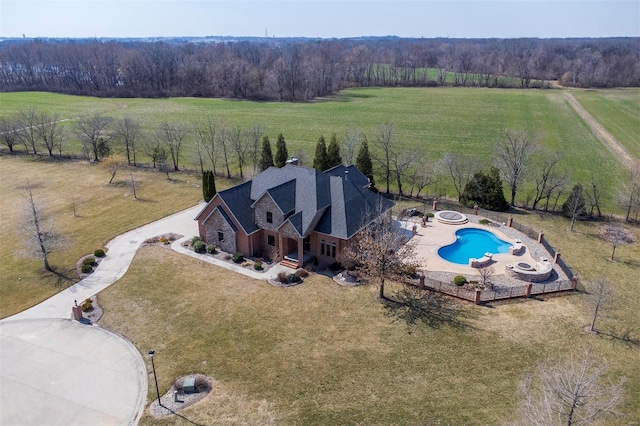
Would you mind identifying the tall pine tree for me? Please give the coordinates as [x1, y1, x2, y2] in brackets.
[274, 133, 288, 168]
[259, 136, 274, 171]
[356, 137, 375, 189]
[202, 170, 217, 202]
[313, 135, 328, 171]
[326, 133, 342, 169]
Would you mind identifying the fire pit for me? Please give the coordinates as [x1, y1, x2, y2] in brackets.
[516, 262, 534, 271]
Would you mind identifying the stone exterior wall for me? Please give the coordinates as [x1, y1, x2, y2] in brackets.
[204, 209, 237, 254]
[280, 221, 301, 240]
[253, 195, 284, 232]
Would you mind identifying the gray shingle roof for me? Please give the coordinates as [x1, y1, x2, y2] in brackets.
[209, 164, 393, 240]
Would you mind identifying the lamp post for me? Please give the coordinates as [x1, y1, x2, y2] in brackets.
[148, 350, 162, 407]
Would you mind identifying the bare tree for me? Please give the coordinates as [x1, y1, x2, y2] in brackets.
[563, 184, 586, 232]
[589, 277, 611, 333]
[342, 128, 361, 165]
[246, 124, 265, 176]
[599, 221, 635, 261]
[157, 122, 188, 171]
[128, 173, 138, 200]
[585, 173, 605, 218]
[407, 160, 437, 198]
[342, 204, 419, 300]
[229, 127, 249, 179]
[517, 352, 624, 426]
[34, 112, 63, 157]
[0, 116, 21, 153]
[75, 114, 113, 162]
[373, 123, 396, 194]
[114, 115, 142, 166]
[617, 167, 640, 222]
[17, 108, 40, 154]
[478, 265, 494, 289]
[194, 115, 220, 176]
[442, 153, 481, 199]
[390, 150, 413, 196]
[102, 155, 125, 184]
[532, 153, 568, 211]
[495, 130, 538, 206]
[22, 182, 62, 272]
[218, 125, 232, 178]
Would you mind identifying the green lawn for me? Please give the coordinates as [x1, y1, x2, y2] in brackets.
[0, 88, 631, 207]
[572, 88, 640, 160]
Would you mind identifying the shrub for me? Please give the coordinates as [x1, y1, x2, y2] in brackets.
[80, 299, 93, 312]
[160, 236, 169, 245]
[277, 271, 288, 283]
[232, 252, 244, 263]
[224, 254, 232, 260]
[294, 269, 308, 278]
[454, 275, 467, 286]
[403, 264, 418, 277]
[93, 249, 106, 257]
[328, 261, 342, 271]
[425, 212, 434, 218]
[479, 219, 491, 225]
[254, 261, 263, 270]
[287, 273, 301, 284]
[193, 240, 206, 253]
[81, 264, 93, 274]
[206, 244, 217, 254]
[83, 257, 96, 266]
[191, 236, 202, 245]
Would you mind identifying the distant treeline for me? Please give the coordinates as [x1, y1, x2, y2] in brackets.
[0, 37, 638, 100]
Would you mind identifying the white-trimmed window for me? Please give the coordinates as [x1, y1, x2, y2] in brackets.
[321, 239, 336, 258]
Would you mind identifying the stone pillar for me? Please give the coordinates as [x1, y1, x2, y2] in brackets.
[432, 200, 438, 211]
[507, 217, 513, 227]
[72, 305, 83, 321]
[525, 282, 532, 298]
[474, 289, 482, 305]
[553, 251, 561, 264]
[419, 275, 425, 289]
[473, 204, 478, 215]
[537, 231, 544, 243]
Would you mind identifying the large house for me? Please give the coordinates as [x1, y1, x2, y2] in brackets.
[195, 164, 394, 268]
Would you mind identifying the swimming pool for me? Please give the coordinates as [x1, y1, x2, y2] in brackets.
[438, 228, 512, 265]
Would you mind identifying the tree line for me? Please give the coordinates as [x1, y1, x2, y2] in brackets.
[1, 37, 638, 100]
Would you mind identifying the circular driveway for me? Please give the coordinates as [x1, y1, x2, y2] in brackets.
[0, 319, 146, 426]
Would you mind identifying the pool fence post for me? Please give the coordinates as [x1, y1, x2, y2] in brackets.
[432, 200, 438, 211]
[474, 289, 481, 305]
[507, 217, 513, 227]
[419, 274, 425, 289]
[537, 231, 544, 243]
[571, 276, 579, 290]
[473, 204, 478, 215]
[553, 251, 561, 264]
[525, 282, 532, 298]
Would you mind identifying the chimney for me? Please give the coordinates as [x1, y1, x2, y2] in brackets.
[344, 170, 349, 181]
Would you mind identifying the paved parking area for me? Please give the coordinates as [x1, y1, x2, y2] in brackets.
[0, 319, 146, 426]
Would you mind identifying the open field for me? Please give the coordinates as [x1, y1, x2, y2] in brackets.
[0, 156, 238, 318]
[572, 88, 640, 161]
[1, 88, 636, 208]
[98, 210, 640, 424]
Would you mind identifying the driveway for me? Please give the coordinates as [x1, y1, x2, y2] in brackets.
[0, 319, 146, 426]
[1, 204, 203, 425]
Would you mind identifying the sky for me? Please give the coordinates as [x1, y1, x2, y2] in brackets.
[1, 0, 638, 39]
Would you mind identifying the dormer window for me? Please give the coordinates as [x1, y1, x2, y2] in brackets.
[266, 211, 273, 223]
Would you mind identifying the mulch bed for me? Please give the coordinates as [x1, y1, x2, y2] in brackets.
[148, 374, 212, 418]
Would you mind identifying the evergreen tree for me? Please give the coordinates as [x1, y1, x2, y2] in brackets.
[202, 170, 217, 202]
[259, 136, 274, 171]
[460, 167, 509, 211]
[326, 133, 342, 168]
[313, 135, 328, 171]
[356, 137, 375, 189]
[274, 133, 288, 168]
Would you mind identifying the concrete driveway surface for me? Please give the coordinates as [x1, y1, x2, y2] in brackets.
[1, 204, 203, 425]
[0, 319, 146, 426]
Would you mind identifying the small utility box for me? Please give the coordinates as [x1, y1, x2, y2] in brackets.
[183, 377, 196, 394]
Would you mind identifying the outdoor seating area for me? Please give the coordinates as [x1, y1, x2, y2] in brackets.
[469, 252, 493, 268]
[507, 258, 553, 282]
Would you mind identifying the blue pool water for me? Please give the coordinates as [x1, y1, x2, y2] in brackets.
[438, 228, 511, 265]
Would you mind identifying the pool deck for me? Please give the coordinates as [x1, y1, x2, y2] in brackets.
[399, 216, 538, 277]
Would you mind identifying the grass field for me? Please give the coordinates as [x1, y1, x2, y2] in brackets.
[572, 88, 640, 160]
[97, 210, 640, 424]
[1, 88, 634, 208]
[0, 156, 238, 318]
